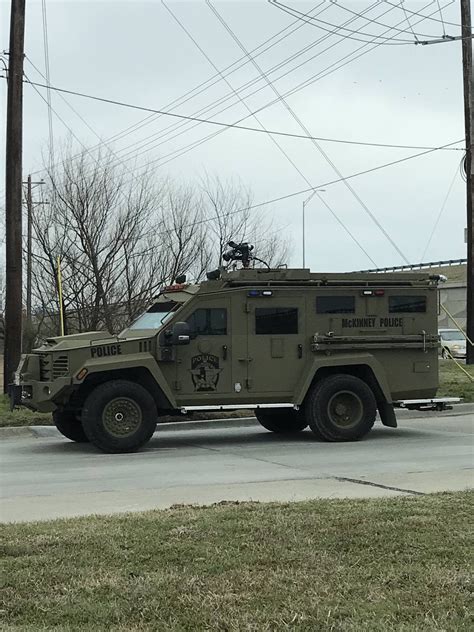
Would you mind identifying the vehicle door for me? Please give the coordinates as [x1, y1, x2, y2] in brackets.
[245, 293, 306, 397]
[174, 298, 232, 403]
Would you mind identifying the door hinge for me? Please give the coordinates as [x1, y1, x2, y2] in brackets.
[246, 378, 253, 390]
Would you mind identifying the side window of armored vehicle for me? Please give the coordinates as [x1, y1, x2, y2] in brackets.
[255, 307, 298, 335]
[187, 308, 227, 337]
[389, 296, 426, 313]
[316, 296, 355, 314]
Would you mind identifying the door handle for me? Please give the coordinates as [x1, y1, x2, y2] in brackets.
[222, 345, 228, 360]
[298, 344, 303, 359]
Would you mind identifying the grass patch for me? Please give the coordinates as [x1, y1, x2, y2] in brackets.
[438, 360, 474, 402]
[1, 361, 472, 428]
[1, 492, 472, 630]
[0, 395, 51, 428]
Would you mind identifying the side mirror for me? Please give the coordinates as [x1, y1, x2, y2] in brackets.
[171, 321, 191, 345]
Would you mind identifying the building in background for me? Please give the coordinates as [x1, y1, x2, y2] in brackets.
[356, 259, 467, 329]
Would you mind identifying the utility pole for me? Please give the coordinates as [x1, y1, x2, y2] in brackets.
[26, 174, 32, 328]
[23, 176, 45, 346]
[461, 0, 473, 364]
[4, 0, 26, 391]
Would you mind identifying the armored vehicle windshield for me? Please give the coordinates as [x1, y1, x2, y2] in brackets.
[121, 282, 200, 336]
[128, 301, 179, 330]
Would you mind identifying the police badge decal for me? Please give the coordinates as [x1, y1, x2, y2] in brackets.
[190, 354, 222, 391]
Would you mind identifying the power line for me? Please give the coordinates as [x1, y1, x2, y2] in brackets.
[162, 0, 378, 266]
[146, 139, 464, 245]
[270, 0, 439, 45]
[79, 0, 455, 193]
[41, 0, 54, 171]
[30, 138, 463, 264]
[21, 2, 328, 180]
[16, 0, 417, 181]
[435, 0, 447, 36]
[384, 1, 466, 29]
[330, 1, 443, 39]
[420, 158, 460, 260]
[25, 55, 133, 169]
[19, 0, 447, 185]
[22, 79, 464, 154]
[15, 0, 456, 195]
[63, 0, 386, 173]
[208, 0, 409, 263]
[111, 0, 457, 177]
[399, 1, 419, 41]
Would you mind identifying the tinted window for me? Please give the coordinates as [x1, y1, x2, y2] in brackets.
[255, 308, 298, 335]
[389, 296, 426, 313]
[316, 296, 355, 314]
[187, 308, 227, 336]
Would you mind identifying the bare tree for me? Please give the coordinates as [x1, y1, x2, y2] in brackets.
[31, 146, 167, 335]
[200, 173, 290, 269]
[29, 146, 289, 339]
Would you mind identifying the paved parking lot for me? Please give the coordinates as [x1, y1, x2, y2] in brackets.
[1, 412, 473, 522]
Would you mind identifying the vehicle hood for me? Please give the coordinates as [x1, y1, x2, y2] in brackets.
[33, 331, 152, 353]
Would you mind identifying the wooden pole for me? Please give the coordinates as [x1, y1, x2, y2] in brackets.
[4, 0, 26, 390]
[460, 0, 473, 364]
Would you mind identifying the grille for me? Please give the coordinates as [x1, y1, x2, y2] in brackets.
[39, 354, 51, 381]
[52, 356, 69, 379]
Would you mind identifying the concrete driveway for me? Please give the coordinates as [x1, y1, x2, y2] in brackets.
[1, 410, 473, 522]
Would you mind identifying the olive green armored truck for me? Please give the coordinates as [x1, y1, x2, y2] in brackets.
[11, 243, 444, 453]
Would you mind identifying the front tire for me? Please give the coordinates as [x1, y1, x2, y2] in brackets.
[53, 410, 89, 443]
[305, 375, 376, 442]
[82, 380, 158, 453]
[255, 409, 308, 434]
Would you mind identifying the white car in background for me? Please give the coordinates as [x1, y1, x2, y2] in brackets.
[438, 329, 467, 359]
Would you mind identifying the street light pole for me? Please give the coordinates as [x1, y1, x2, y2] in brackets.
[302, 189, 325, 268]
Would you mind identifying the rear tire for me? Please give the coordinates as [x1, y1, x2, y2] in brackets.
[53, 410, 89, 443]
[305, 375, 376, 442]
[255, 409, 307, 434]
[82, 380, 158, 453]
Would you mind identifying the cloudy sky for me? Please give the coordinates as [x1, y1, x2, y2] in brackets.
[0, 0, 468, 272]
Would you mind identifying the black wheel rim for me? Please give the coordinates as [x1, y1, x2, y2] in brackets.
[102, 397, 142, 437]
[327, 390, 363, 429]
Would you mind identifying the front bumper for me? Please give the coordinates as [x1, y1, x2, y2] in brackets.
[12, 353, 73, 412]
[10, 377, 73, 413]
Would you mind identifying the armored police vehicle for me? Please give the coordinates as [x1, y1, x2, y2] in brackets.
[12, 242, 443, 453]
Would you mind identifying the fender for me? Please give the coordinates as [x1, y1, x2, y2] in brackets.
[78, 353, 177, 409]
[295, 353, 392, 406]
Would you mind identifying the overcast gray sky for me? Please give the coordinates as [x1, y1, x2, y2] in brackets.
[1, 0, 468, 271]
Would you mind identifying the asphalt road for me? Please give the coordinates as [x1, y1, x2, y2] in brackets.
[1, 412, 473, 523]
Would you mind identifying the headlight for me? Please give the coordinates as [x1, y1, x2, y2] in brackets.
[452, 345, 460, 350]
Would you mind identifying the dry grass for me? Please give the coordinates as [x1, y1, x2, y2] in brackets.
[1, 492, 473, 630]
[438, 360, 474, 402]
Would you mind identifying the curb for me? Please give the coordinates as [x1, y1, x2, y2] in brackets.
[0, 417, 259, 439]
[0, 404, 472, 440]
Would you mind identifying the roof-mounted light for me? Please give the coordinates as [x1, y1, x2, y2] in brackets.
[162, 283, 187, 293]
